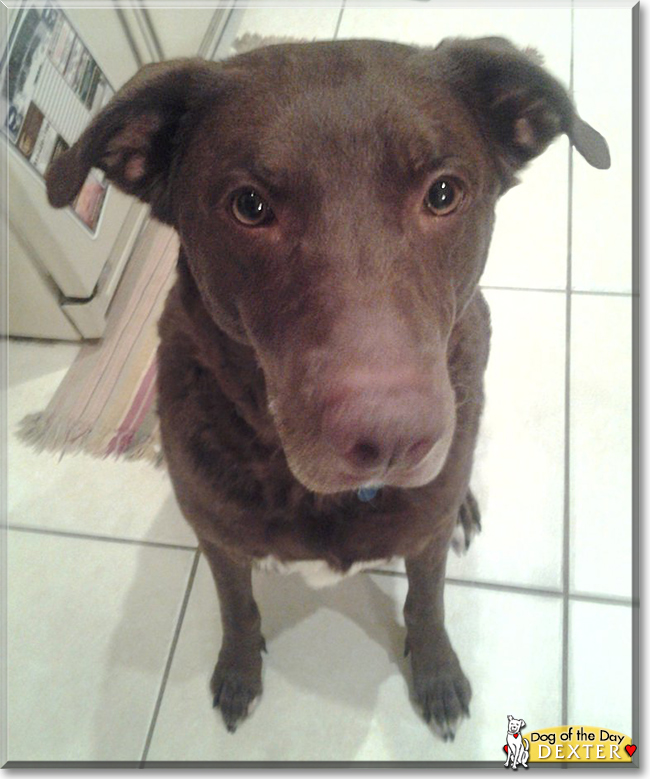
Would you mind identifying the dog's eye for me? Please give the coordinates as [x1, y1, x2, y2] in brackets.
[424, 178, 462, 216]
[231, 190, 274, 226]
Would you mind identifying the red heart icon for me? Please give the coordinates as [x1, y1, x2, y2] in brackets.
[504, 745, 508, 753]
[513, 733, 519, 738]
[626, 745, 637, 757]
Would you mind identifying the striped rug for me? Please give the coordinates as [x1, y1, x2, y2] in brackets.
[18, 219, 178, 465]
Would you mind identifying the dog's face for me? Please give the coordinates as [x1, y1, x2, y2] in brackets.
[175, 43, 499, 493]
[508, 715, 526, 734]
[46, 39, 609, 495]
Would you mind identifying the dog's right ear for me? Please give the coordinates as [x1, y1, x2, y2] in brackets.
[46, 58, 220, 224]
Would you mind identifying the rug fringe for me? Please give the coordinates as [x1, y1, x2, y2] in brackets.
[121, 429, 165, 467]
[17, 412, 165, 467]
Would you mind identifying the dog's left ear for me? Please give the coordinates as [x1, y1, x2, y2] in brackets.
[432, 36, 610, 187]
[520, 719, 526, 729]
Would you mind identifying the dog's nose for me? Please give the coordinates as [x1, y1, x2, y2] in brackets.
[343, 429, 434, 471]
[321, 371, 442, 476]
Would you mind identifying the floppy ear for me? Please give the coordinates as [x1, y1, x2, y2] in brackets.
[434, 36, 610, 188]
[520, 719, 526, 729]
[45, 58, 220, 224]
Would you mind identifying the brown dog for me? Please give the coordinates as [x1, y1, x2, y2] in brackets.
[46, 37, 609, 740]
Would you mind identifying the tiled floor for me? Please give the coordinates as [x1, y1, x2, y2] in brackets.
[4, 3, 636, 766]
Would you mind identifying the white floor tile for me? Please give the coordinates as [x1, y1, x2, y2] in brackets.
[447, 289, 566, 590]
[568, 600, 634, 738]
[571, 8, 633, 293]
[6, 530, 196, 761]
[483, 139, 569, 291]
[7, 340, 196, 547]
[7, 339, 80, 411]
[569, 295, 633, 599]
[7, 439, 196, 547]
[147, 561, 562, 762]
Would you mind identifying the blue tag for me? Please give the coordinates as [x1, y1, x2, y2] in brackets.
[357, 486, 380, 502]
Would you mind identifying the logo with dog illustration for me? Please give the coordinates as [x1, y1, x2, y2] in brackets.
[503, 721, 636, 764]
[504, 715, 530, 770]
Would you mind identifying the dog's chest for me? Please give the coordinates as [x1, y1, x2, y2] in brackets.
[254, 555, 395, 588]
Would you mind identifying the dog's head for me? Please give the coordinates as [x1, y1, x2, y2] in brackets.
[508, 715, 526, 734]
[46, 38, 609, 494]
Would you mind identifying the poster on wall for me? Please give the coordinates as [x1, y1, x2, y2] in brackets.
[0, 1, 115, 233]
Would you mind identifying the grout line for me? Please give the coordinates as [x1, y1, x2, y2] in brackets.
[367, 568, 634, 607]
[10, 521, 633, 609]
[572, 289, 637, 298]
[447, 576, 562, 599]
[365, 567, 404, 578]
[568, 592, 637, 608]
[6, 523, 198, 553]
[8, 521, 633, 609]
[209, 3, 236, 61]
[561, 4, 576, 730]
[113, 2, 143, 68]
[130, 2, 160, 63]
[198, 7, 223, 58]
[140, 549, 201, 766]
[139, 5, 165, 61]
[481, 285, 565, 295]
[333, 0, 346, 39]
[481, 285, 635, 298]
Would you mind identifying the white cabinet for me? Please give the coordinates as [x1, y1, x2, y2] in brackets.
[4, 3, 229, 340]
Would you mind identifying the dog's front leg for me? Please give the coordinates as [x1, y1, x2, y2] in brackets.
[200, 538, 265, 732]
[521, 744, 529, 768]
[404, 541, 470, 740]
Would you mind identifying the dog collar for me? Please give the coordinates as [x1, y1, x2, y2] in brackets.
[357, 485, 382, 502]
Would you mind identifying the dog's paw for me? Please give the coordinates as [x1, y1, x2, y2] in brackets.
[411, 653, 472, 740]
[451, 489, 481, 555]
[210, 647, 263, 733]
